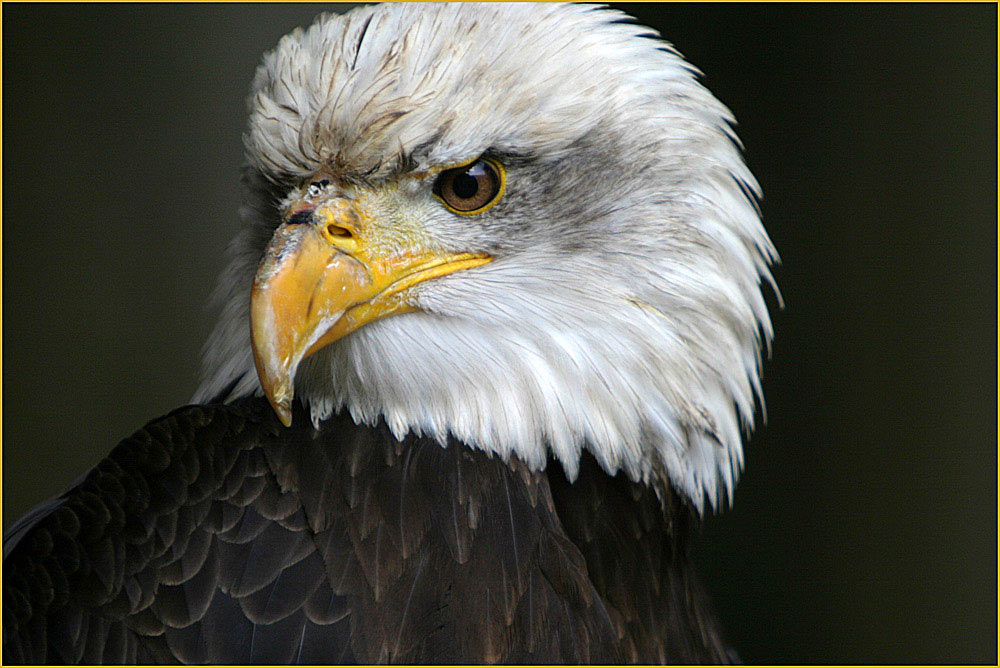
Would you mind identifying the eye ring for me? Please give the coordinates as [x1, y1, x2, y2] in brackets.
[433, 157, 505, 215]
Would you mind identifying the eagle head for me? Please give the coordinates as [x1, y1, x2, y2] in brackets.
[195, 3, 778, 512]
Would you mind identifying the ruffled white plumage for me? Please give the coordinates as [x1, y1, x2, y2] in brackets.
[195, 2, 778, 512]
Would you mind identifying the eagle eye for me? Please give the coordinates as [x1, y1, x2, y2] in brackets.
[433, 158, 505, 214]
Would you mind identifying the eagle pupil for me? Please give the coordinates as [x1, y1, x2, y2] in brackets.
[452, 171, 479, 200]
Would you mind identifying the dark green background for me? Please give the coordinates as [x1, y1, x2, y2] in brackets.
[4, 3, 996, 663]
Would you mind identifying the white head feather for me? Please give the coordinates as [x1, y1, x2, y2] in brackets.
[194, 3, 778, 512]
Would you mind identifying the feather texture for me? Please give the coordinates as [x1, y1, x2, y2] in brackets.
[4, 398, 731, 663]
[195, 2, 778, 510]
[6, 3, 776, 662]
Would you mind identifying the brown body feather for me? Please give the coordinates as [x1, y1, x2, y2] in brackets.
[4, 398, 731, 664]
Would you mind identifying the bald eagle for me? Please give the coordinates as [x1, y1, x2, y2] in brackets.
[4, 3, 777, 664]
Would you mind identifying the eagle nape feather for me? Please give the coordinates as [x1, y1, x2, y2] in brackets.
[4, 3, 776, 664]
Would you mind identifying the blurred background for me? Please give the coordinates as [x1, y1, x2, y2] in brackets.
[4, 3, 995, 663]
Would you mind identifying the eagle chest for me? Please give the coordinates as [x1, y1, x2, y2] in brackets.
[4, 399, 729, 664]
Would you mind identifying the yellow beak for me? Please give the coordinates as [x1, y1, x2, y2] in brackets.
[250, 202, 491, 426]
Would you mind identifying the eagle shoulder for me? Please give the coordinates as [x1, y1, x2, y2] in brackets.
[5, 398, 729, 664]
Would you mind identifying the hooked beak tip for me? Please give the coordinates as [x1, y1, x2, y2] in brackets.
[251, 333, 297, 428]
[257, 362, 295, 427]
[273, 400, 293, 427]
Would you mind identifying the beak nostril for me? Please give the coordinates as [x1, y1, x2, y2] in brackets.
[326, 224, 353, 239]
